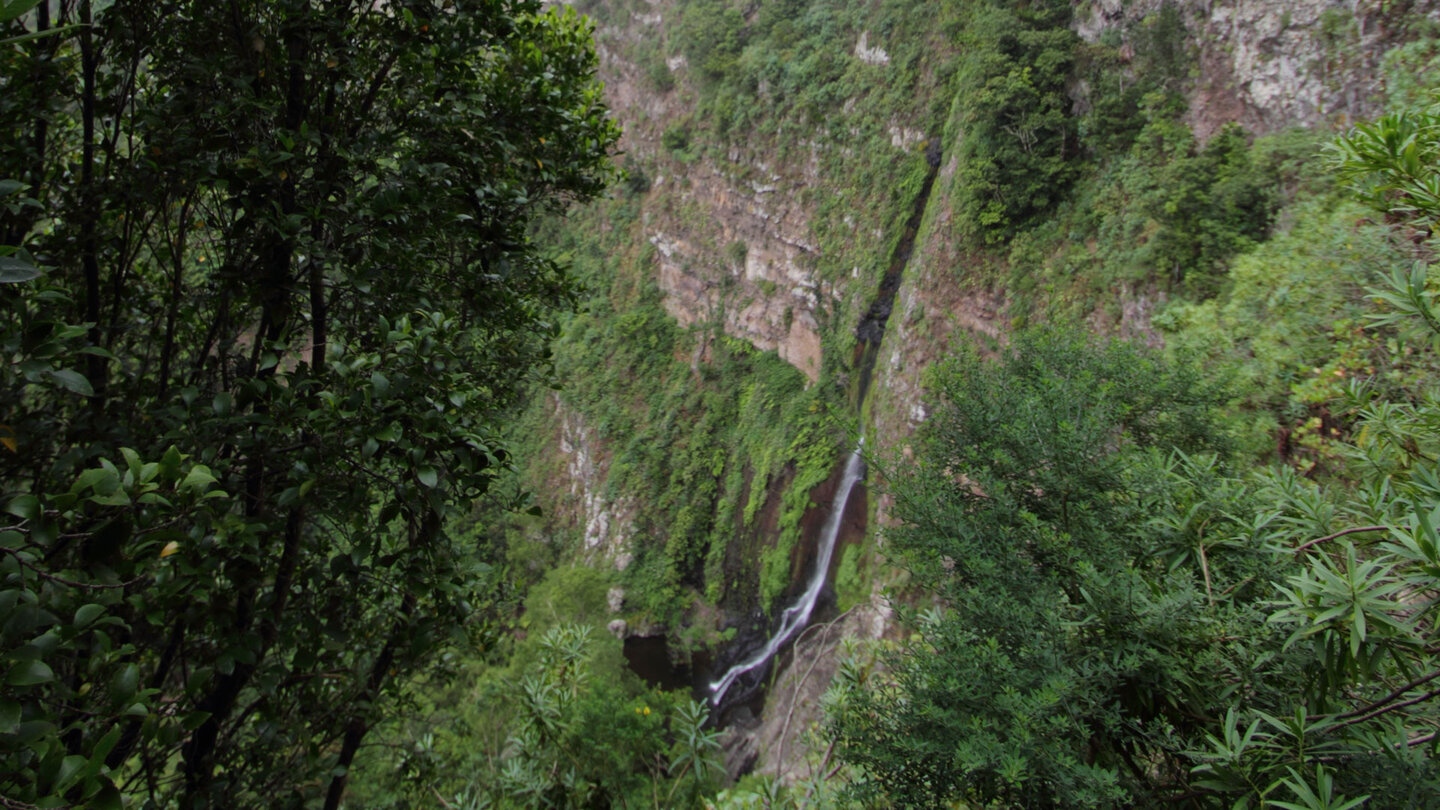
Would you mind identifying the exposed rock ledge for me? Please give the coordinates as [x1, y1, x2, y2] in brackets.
[719, 591, 893, 784]
[645, 164, 830, 382]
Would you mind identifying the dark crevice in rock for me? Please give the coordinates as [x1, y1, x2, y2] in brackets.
[851, 139, 943, 411]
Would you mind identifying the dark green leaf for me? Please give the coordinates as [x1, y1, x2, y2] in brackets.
[74, 604, 105, 628]
[0, 0, 44, 23]
[13, 718, 54, 743]
[48, 369, 93, 396]
[6, 659, 54, 686]
[5, 494, 40, 520]
[89, 779, 122, 810]
[53, 754, 87, 793]
[180, 466, 218, 493]
[0, 256, 42, 283]
[90, 725, 122, 769]
[0, 697, 19, 733]
[111, 664, 138, 702]
[182, 711, 212, 731]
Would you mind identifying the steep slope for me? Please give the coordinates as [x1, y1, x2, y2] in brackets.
[524, 0, 1438, 783]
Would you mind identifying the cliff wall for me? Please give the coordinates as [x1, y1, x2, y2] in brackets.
[529, 0, 1438, 783]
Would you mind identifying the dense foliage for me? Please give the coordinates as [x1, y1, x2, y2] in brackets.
[4, 0, 1408, 806]
[346, 580, 726, 810]
[454, 3, 1440, 807]
[831, 329, 1242, 807]
[0, 1, 617, 807]
[948, 0, 1079, 242]
[829, 98, 1440, 808]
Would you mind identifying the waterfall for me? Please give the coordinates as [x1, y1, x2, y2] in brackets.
[709, 439, 866, 705]
[706, 141, 941, 714]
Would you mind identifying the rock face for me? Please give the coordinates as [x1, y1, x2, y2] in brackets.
[1078, 0, 1438, 140]
[594, 0, 1434, 388]
[853, 31, 891, 65]
[556, 398, 635, 571]
[646, 166, 827, 381]
[864, 153, 1009, 531]
[592, 0, 924, 386]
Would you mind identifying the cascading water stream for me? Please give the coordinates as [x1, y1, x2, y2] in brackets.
[709, 439, 866, 705]
[706, 140, 941, 714]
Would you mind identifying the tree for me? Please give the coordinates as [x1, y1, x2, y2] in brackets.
[829, 328, 1238, 807]
[950, 0, 1080, 243]
[0, 2, 618, 807]
[674, 0, 745, 86]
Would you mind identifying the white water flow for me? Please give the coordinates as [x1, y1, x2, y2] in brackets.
[709, 439, 866, 705]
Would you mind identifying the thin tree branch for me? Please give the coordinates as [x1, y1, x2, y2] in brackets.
[1294, 525, 1391, 553]
[1198, 541, 1214, 606]
[776, 606, 859, 771]
[1338, 686, 1440, 728]
[1339, 667, 1440, 720]
[0, 547, 143, 590]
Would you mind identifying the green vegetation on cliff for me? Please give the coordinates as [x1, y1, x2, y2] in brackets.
[404, 2, 1440, 807]
[827, 94, 1440, 810]
[490, 3, 1440, 808]
[341, 2, 1440, 806]
[516, 199, 845, 626]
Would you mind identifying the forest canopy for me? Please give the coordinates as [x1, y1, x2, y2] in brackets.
[0, 1, 618, 807]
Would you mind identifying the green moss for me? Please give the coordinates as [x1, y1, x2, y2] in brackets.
[522, 565, 617, 637]
[834, 543, 864, 611]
